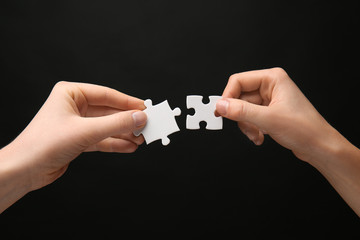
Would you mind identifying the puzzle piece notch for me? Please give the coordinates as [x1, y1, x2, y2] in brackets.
[133, 99, 181, 146]
[186, 95, 223, 130]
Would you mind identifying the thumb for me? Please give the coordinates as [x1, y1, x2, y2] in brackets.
[216, 98, 269, 129]
[82, 110, 147, 143]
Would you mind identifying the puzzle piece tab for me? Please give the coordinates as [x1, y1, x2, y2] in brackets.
[133, 99, 181, 146]
[186, 95, 223, 130]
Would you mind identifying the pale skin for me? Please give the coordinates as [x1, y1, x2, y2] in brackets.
[0, 81, 147, 213]
[215, 67, 360, 216]
[1, 68, 360, 216]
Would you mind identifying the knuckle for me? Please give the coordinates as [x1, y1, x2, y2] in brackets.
[102, 86, 112, 106]
[238, 101, 247, 117]
[54, 81, 69, 89]
[53, 81, 74, 94]
[270, 67, 288, 80]
[271, 67, 286, 74]
[116, 113, 134, 131]
[228, 73, 239, 83]
[232, 101, 247, 120]
[261, 67, 289, 85]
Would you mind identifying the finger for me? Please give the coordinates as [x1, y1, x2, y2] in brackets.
[84, 138, 139, 153]
[223, 69, 268, 98]
[222, 68, 278, 99]
[237, 121, 264, 145]
[216, 98, 270, 130]
[112, 132, 145, 145]
[215, 92, 263, 116]
[85, 105, 121, 117]
[83, 110, 147, 144]
[240, 91, 263, 105]
[74, 82, 145, 110]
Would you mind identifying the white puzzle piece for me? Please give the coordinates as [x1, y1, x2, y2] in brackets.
[186, 95, 223, 130]
[133, 99, 181, 146]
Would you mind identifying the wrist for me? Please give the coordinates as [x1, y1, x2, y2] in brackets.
[0, 142, 33, 212]
[304, 126, 360, 216]
[306, 125, 357, 172]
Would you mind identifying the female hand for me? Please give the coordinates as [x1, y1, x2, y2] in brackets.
[216, 68, 360, 216]
[1, 81, 147, 193]
[215, 67, 340, 163]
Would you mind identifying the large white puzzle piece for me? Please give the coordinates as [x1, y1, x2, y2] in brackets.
[133, 99, 181, 146]
[186, 95, 223, 130]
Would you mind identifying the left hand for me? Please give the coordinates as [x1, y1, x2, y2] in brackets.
[4, 81, 147, 191]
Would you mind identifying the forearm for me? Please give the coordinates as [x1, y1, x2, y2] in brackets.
[308, 128, 360, 216]
[0, 143, 32, 213]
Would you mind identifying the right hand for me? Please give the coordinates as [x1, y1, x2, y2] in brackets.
[216, 67, 342, 163]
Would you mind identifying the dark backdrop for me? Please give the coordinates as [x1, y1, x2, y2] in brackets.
[1, 0, 359, 239]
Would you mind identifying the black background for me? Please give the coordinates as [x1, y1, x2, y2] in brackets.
[1, 0, 359, 239]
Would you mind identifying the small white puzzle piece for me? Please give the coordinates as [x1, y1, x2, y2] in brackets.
[133, 99, 181, 146]
[186, 95, 223, 130]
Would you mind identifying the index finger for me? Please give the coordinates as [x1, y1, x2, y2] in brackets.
[222, 68, 275, 99]
[74, 82, 145, 110]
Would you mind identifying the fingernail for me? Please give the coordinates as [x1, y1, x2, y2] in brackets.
[132, 111, 147, 127]
[216, 99, 229, 116]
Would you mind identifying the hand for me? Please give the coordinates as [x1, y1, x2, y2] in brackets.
[216, 67, 341, 163]
[1, 81, 147, 192]
[216, 68, 360, 216]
